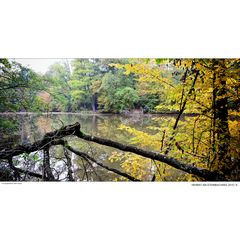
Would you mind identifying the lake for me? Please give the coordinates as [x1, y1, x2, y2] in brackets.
[0, 112, 188, 181]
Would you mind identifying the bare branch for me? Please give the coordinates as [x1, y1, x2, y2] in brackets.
[78, 132, 225, 180]
[65, 145, 140, 182]
[0, 122, 226, 181]
[43, 147, 55, 181]
[63, 147, 74, 181]
[7, 157, 42, 179]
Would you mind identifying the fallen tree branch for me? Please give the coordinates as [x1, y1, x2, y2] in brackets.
[78, 132, 225, 181]
[0, 123, 80, 159]
[64, 144, 140, 182]
[43, 147, 55, 181]
[63, 147, 74, 181]
[0, 122, 226, 181]
[74, 127, 226, 181]
[14, 167, 43, 179]
[7, 157, 42, 179]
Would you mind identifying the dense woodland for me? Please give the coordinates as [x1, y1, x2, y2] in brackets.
[0, 58, 239, 181]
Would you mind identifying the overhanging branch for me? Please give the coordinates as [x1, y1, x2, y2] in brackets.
[77, 131, 225, 181]
[0, 122, 226, 181]
[64, 144, 140, 181]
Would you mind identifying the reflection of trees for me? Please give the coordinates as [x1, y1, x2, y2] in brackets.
[36, 116, 52, 135]
[1, 112, 239, 181]
[0, 122, 229, 181]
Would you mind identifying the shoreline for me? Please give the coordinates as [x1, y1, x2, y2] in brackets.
[0, 111, 200, 117]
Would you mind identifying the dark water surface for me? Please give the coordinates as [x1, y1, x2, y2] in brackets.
[1, 112, 181, 181]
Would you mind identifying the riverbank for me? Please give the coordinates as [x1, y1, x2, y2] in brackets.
[0, 111, 200, 117]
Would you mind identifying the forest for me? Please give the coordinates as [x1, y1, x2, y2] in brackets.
[0, 58, 239, 181]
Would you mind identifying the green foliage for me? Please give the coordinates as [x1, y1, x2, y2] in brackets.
[115, 87, 139, 111]
[44, 61, 72, 111]
[67, 58, 140, 112]
[98, 68, 138, 112]
[69, 59, 105, 111]
[1, 58, 240, 181]
[6, 58, 172, 114]
[139, 93, 161, 112]
[0, 118, 18, 134]
[0, 59, 43, 112]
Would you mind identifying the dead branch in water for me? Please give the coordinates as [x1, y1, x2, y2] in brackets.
[0, 122, 226, 181]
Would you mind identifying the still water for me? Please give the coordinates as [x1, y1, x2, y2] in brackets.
[1, 112, 181, 181]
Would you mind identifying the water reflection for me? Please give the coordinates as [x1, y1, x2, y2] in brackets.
[6, 113, 179, 144]
[1, 113, 180, 181]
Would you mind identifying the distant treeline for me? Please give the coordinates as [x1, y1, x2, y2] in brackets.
[1, 58, 239, 115]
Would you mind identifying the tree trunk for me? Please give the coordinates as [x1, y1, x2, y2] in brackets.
[211, 60, 231, 174]
[92, 93, 98, 112]
[43, 147, 55, 181]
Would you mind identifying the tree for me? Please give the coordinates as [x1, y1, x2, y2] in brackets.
[0, 59, 44, 137]
[69, 59, 106, 112]
[44, 61, 72, 111]
[68, 58, 137, 112]
[98, 68, 138, 112]
[0, 58, 239, 181]
[0, 122, 226, 181]
[113, 58, 240, 180]
[0, 59, 42, 112]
